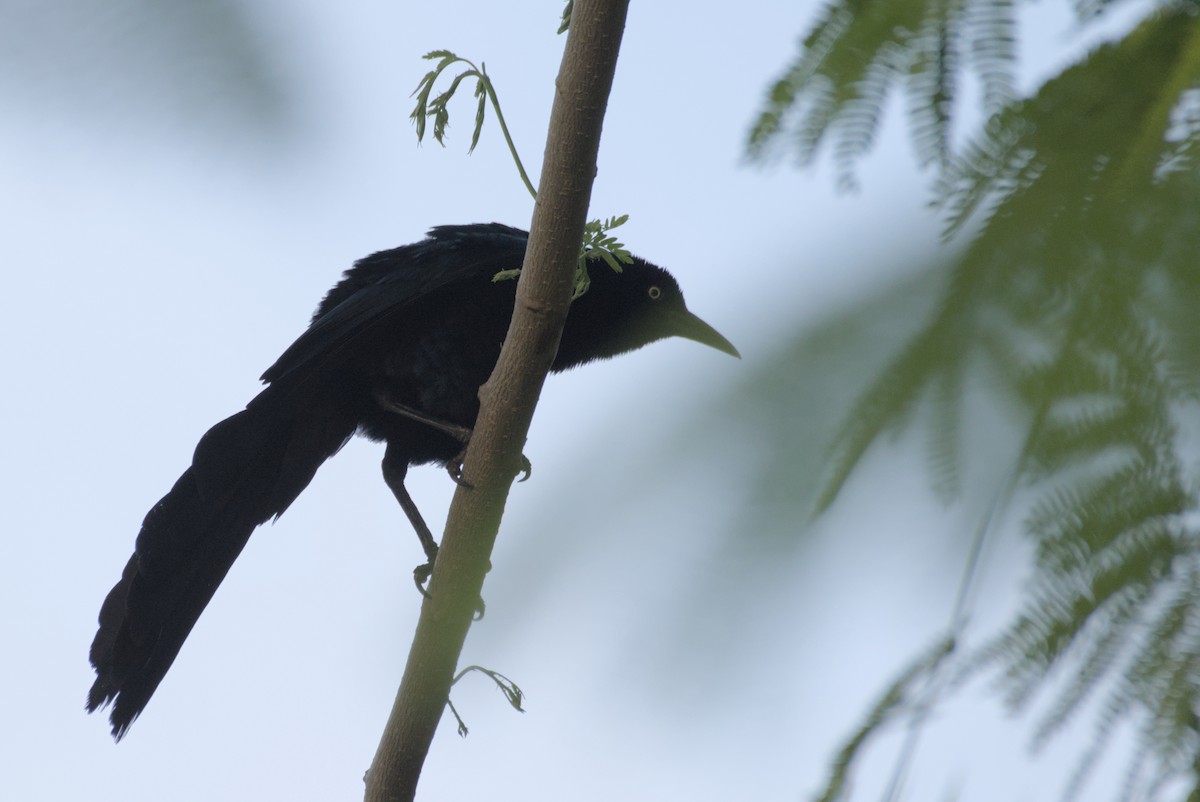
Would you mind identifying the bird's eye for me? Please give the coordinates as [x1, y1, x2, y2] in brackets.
[648, 285, 662, 300]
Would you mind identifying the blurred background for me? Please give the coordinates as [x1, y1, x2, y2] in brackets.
[3, 1, 1196, 800]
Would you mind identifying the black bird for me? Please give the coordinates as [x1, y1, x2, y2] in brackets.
[87, 223, 738, 739]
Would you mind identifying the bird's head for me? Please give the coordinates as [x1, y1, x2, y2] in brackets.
[555, 256, 739, 369]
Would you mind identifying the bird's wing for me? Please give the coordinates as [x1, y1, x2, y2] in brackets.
[261, 224, 527, 387]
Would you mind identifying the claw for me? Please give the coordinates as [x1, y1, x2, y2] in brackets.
[414, 557, 487, 618]
[447, 448, 473, 488]
[413, 560, 434, 598]
[413, 539, 437, 598]
[449, 453, 529, 486]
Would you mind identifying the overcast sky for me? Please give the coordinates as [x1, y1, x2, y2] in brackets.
[0, 2, 1149, 800]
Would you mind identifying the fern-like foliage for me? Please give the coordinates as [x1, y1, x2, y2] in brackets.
[934, 9, 1200, 239]
[746, 0, 1019, 185]
[800, 6, 1200, 800]
[816, 637, 958, 802]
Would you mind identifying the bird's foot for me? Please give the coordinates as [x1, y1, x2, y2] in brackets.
[413, 546, 437, 597]
[412, 552, 488, 621]
[448, 451, 531, 487]
[447, 449, 473, 489]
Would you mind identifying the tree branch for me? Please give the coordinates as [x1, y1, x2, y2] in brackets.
[363, 2, 631, 799]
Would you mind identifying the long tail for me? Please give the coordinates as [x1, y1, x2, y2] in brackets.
[87, 387, 357, 739]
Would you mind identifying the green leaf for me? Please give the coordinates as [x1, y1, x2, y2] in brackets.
[559, 0, 574, 34]
[470, 83, 487, 154]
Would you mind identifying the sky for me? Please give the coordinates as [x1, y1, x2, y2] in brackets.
[0, 2, 1151, 800]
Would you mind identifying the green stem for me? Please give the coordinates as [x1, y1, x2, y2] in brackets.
[481, 65, 538, 199]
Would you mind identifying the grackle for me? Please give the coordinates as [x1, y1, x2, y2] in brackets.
[87, 223, 738, 739]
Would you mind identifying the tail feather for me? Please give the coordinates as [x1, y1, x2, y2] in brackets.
[88, 389, 356, 738]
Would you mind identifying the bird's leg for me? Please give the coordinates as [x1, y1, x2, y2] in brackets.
[374, 390, 476, 487]
[382, 442, 440, 595]
[374, 390, 471, 442]
[383, 441, 487, 617]
[374, 390, 533, 487]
